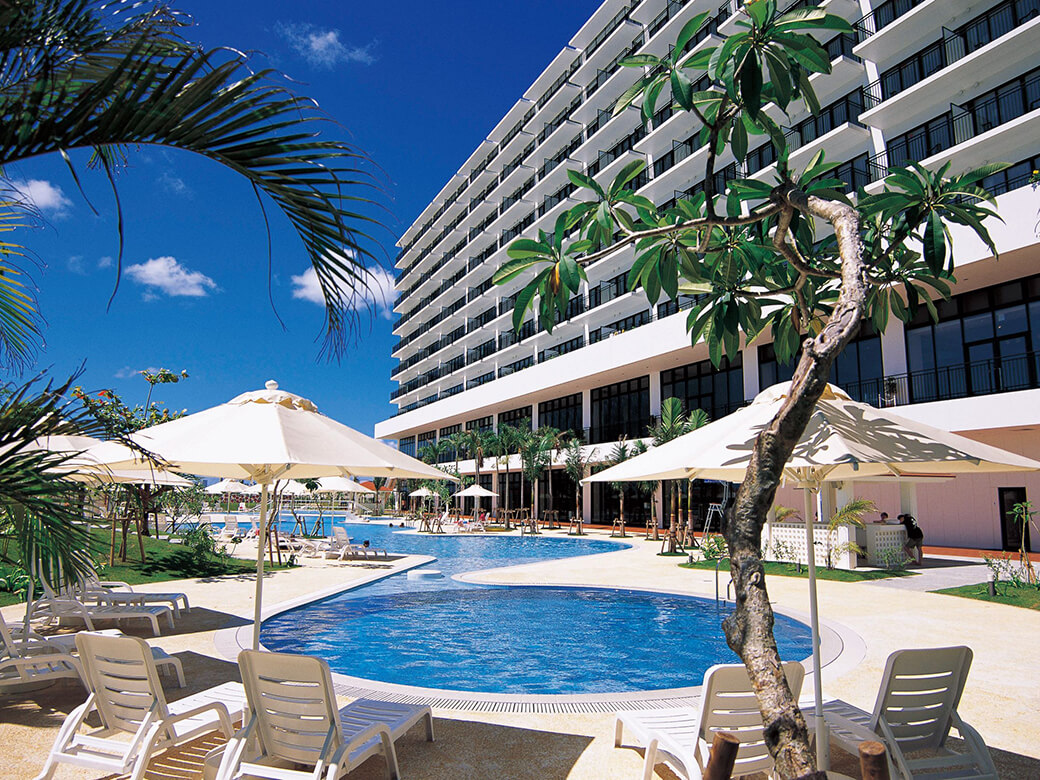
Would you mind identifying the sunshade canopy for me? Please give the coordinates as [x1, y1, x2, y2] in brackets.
[204, 479, 251, 494]
[32, 435, 190, 486]
[587, 382, 1040, 485]
[86, 380, 453, 483]
[454, 484, 497, 497]
[313, 476, 374, 494]
[408, 487, 436, 497]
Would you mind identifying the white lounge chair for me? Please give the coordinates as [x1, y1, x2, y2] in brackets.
[76, 570, 190, 617]
[215, 515, 240, 544]
[35, 632, 239, 780]
[821, 646, 998, 780]
[327, 525, 387, 560]
[0, 610, 85, 693]
[615, 661, 805, 780]
[207, 649, 434, 780]
[1, 612, 184, 687]
[31, 595, 174, 636]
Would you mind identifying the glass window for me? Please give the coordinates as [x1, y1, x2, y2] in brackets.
[590, 377, 650, 443]
[662, 355, 743, 420]
[538, 393, 583, 438]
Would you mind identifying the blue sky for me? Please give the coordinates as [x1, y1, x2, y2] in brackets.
[13, 0, 601, 435]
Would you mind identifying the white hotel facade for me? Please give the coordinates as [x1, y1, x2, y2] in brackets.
[375, 0, 1040, 553]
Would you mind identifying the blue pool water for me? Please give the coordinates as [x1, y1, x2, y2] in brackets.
[259, 523, 813, 695]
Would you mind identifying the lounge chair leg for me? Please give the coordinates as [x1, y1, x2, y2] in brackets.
[424, 711, 435, 742]
[380, 731, 401, 780]
[643, 738, 659, 780]
[614, 718, 624, 747]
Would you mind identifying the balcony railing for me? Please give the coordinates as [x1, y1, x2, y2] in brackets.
[855, 0, 929, 40]
[589, 416, 658, 445]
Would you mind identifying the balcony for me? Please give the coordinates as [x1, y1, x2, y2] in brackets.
[589, 416, 658, 445]
[839, 352, 1040, 409]
[860, 9, 1040, 133]
[854, 0, 978, 62]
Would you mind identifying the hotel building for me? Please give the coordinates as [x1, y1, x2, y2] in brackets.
[375, 0, 1040, 553]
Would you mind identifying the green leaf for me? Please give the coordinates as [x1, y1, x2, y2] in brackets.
[922, 211, 946, 274]
[620, 54, 663, 68]
[494, 255, 547, 285]
[672, 12, 711, 64]
[610, 159, 647, 198]
[567, 168, 605, 197]
[671, 66, 695, 110]
[732, 117, 748, 162]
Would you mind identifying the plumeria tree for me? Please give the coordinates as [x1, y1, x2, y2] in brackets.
[493, 2, 1007, 774]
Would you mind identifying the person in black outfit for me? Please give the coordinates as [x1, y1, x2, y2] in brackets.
[900, 514, 924, 565]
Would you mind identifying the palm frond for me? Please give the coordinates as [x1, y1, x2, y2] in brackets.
[0, 373, 113, 587]
[0, 0, 388, 358]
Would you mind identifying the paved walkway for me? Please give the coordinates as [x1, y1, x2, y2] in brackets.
[2, 529, 1038, 779]
[868, 555, 994, 591]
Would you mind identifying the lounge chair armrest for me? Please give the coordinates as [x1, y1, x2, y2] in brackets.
[818, 710, 883, 753]
[164, 700, 234, 738]
[949, 712, 999, 775]
[97, 580, 133, 590]
[329, 722, 395, 774]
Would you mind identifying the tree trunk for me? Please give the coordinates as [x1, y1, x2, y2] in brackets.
[721, 193, 867, 778]
[667, 481, 679, 553]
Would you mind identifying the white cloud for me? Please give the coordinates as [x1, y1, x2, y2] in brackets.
[97, 256, 114, 269]
[277, 23, 377, 68]
[67, 255, 86, 275]
[159, 171, 191, 196]
[11, 179, 72, 217]
[125, 256, 217, 299]
[291, 263, 397, 319]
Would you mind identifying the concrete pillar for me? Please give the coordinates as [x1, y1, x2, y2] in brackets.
[899, 481, 918, 517]
[649, 370, 662, 417]
[881, 317, 907, 376]
[582, 387, 592, 436]
[582, 481, 592, 524]
[742, 344, 760, 401]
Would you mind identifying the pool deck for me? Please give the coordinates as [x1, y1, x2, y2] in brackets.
[2, 529, 1038, 779]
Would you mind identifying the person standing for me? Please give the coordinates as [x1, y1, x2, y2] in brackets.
[900, 514, 924, 564]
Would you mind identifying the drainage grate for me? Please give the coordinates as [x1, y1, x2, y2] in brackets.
[331, 680, 701, 713]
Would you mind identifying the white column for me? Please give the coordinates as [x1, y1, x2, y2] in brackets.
[742, 344, 760, 401]
[649, 370, 662, 417]
[582, 387, 592, 436]
[582, 481, 592, 524]
[899, 481, 918, 517]
[881, 317, 907, 376]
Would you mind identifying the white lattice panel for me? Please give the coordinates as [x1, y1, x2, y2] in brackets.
[763, 521, 856, 570]
[866, 524, 908, 566]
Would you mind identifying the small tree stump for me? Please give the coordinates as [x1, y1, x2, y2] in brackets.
[703, 731, 740, 780]
[858, 740, 891, 780]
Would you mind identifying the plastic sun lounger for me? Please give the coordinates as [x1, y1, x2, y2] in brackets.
[818, 646, 998, 780]
[615, 662, 805, 780]
[0, 613, 184, 688]
[77, 572, 190, 617]
[0, 612, 85, 694]
[31, 595, 175, 637]
[205, 649, 434, 780]
[36, 632, 239, 780]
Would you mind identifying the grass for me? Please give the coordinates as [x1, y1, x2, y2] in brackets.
[678, 558, 916, 582]
[933, 583, 1040, 610]
[0, 529, 290, 607]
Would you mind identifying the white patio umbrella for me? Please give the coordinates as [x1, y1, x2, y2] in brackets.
[587, 381, 1040, 765]
[86, 379, 455, 648]
[454, 484, 497, 497]
[204, 479, 251, 494]
[314, 476, 374, 494]
[408, 487, 435, 498]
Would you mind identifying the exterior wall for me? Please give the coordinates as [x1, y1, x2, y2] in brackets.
[378, 0, 1040, 551]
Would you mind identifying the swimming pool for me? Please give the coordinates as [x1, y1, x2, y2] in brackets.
[259, 524, 812, 695]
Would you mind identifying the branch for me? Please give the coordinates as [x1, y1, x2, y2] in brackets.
[576, 202, 783, 267]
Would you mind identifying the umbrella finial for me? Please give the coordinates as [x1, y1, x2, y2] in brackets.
[265, 379, 278, 391]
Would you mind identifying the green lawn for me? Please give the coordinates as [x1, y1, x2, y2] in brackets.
[933, 583, 1040, 610]
[0, 529, 289, 607]
[677, 558, 915, 582]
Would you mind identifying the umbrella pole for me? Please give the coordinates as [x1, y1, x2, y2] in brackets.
[252, 481, 270, 650]
[803, 484, 828, 770]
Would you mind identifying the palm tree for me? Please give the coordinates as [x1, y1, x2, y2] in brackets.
[484, 430, 506, 518]
[498, 423, 528, 523]
[517, 429, 545, 518]
[630, 439, 658, 538]
[460, 428, 489, 514]
[535, 426, 562, 519]
[605, 439, 632, 536]
[0, 374, 110, 600]
[562, 437, 595, 534]
[0, 1, 386, 367]
[649, 399, 709, 551]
